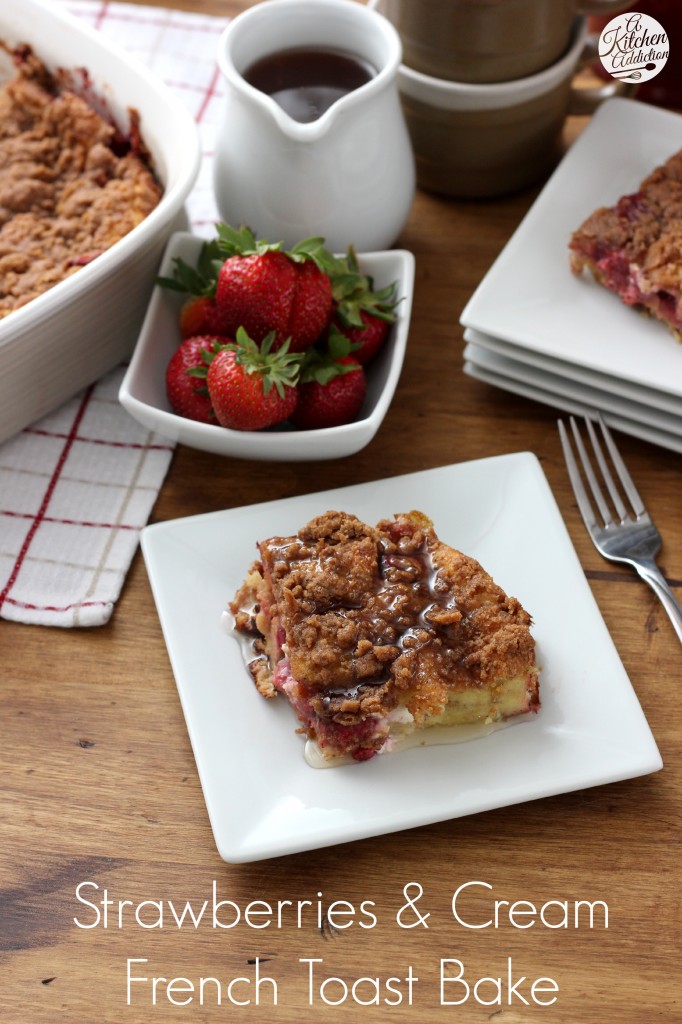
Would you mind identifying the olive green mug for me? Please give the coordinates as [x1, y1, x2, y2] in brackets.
[396, 20, 634, 198]
[376, 0, 629, 82]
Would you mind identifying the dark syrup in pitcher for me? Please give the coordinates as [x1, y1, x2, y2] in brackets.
[244, 47, 376, 123]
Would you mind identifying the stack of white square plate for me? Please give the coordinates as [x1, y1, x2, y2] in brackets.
[460, 97, 682, 454]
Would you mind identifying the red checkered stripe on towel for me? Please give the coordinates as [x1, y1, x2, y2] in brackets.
[0, 371, 174, 627]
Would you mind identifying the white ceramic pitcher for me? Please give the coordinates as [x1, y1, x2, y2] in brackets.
[213, 0, 416, 251]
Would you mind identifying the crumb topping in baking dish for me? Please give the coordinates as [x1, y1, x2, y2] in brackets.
[0, 44, 162, 319]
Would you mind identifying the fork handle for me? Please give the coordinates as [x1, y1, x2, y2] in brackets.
[633, 559, 682, 646]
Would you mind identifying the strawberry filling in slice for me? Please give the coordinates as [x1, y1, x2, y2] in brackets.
[569, 150, 682, 341]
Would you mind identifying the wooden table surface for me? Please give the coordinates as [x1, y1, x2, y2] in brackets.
[3, 2, 681, 1021]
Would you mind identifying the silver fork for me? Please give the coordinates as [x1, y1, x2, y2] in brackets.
[558, 414, 682, 645]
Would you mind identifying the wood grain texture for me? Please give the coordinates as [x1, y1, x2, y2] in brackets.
[2, 3, 681, 1020]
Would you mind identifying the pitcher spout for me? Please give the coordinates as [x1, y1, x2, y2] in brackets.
[262, 88, 355, 143]
[217, 0, 402, 140]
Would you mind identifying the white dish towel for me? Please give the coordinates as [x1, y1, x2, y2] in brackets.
[0, 0, 228, 627]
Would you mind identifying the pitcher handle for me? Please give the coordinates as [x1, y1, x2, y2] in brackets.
[568, 32, 638, 116]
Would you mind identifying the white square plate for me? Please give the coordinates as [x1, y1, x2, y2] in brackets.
[464, 328, 682, 418]
[461, 98, 682, 398]
[463, 360, 682, 454]
[141, 453, 662, 863]
[463, 335, 682, 453]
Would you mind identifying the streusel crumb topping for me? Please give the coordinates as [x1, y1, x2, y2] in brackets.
[255, 510, 534, 725]
[0, 44, 162, 318]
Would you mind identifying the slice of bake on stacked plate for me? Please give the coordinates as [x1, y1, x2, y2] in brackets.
[460, 97, 682, 454]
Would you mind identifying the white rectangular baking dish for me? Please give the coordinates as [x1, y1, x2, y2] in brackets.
[0, 0, 201, 443]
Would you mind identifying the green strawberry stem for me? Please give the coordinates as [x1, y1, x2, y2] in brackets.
[184, 331, 302, 399]
[299, 328, 360, 385]
[156, 239, 223, 295]
[215, 223, 280, 256]
[330, 245, 400, 328]
[214, 222, 338, 274]
[230, 327, 302, 397]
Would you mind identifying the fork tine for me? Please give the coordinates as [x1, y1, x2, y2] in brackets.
[596, 414, 647, 518]
[557, 418, 599, 530]
[584, 417, 628, 522]
[568, 416, 613, 526]
[559, 417, 682, 645]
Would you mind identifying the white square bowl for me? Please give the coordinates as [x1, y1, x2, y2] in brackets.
[119, 232, 415, 461]
[0, 0, 201, 444]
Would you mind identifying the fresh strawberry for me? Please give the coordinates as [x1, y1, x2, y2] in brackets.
[290, 331, 366, 430]
[206, 327, 301, 431]
[213, 224, 334, 352]
[179, 295, 228, 339]
[157, 237, 229, 337]
[329, 245, 399, 365]
[165, 335, 225, 424]
[334, 307, 390, 365]
[216, 248, 297, 346]
[284, 257, 335, 349]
